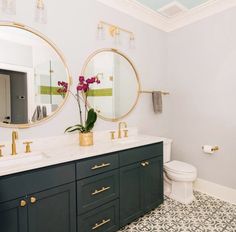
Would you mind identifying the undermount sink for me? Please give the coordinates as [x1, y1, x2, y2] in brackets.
[0, 152, 46, 168]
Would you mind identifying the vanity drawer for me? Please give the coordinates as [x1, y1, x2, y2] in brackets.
[78, 200, 119, 232]
[0, 163, 75, 203]
[76, 153, 118, 180]
[119, 143, 163, 167]
[77, 170, 119, 214]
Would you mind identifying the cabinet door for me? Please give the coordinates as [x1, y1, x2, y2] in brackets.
[142, 156, 163, 213]
[0, 198, 27, 232]
[120, 163, 143, 227]
[28, 183, 76, 232]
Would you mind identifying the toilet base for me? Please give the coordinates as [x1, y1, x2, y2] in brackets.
[164, 180, 195, 204]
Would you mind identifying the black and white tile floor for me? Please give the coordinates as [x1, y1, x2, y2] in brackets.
[119, 192, 236, 232]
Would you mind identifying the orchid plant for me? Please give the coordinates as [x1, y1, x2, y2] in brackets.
[58, 76, 100, 133]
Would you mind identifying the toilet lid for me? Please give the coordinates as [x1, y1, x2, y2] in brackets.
[164, 160, 196, 174]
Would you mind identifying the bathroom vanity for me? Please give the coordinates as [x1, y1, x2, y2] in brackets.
[0, 140, 163, 232]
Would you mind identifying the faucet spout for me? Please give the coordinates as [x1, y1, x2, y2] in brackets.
[12, 131, 19, 155]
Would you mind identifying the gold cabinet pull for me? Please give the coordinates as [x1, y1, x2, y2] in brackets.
[145, 161, 150, 166]
[30, 197, 37, 204]
[20, 200, 27, 207]
[91, 163, 111, 170]
[141, 162, 146, 167]
[92, 219, 111, 230]
[91, 186, 111, 196]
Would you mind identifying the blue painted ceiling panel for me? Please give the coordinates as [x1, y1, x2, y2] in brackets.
[136, 0, 208, 10]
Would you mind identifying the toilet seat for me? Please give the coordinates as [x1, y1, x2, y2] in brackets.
[164, 160, 197, 182]
[164, 160, 196, 174]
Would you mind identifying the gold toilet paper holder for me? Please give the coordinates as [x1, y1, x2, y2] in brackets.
[202, 146, 219, 152]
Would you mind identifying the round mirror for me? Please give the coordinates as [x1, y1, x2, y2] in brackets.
[0, 22, 70, 128]
[82, 49, 140, 121]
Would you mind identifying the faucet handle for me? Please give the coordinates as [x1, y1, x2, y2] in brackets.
[23, 141, 33, 153]
[0, 145, 5, 157]
[123, 130, 129, 138]
[110, 131, 116, 140]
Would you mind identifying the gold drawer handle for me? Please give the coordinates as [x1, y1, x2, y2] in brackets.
[92, 219, 111, 230]
[92, 186, 111, 196]
[145, 161, 150, 166]
[30, 197, 37, 204]
[20, 200, 27, 207]
[91, 163, 111, 170]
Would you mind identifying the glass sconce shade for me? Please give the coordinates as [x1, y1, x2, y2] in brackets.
[97, 22, 105, 40]
[113, 28, 121, 45]
[35, 0, 47, 24]
[2, 0, 16, 15]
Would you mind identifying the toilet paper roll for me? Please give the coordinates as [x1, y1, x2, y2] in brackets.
[202, 145, 214, 154]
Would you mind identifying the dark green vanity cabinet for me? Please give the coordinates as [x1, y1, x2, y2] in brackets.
[76, 153, 120, 232]
[0, 163, 76, 232]
[120, 143, 163, 227]
[0, 142, 163, 232]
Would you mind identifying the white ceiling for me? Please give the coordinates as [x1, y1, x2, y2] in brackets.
[96, 0, 236, 32]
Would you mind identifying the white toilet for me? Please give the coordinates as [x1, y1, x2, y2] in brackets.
[162, 138, 197, 204]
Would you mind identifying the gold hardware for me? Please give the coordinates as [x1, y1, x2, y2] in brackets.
[92, 186, 111, 196]
[12, 130, 19, 155]
[123, 130, 128, 138]
[0, 145, 5, 157]
[13, 22, 25, 28]
[91, 163, 111, 170]
[211, 146, 219, 152]
[92, 219, 111, 230]
[141, 161, 150, 167]
[118, 122, 127, 139]
[99, 21, 134, 39]
[110, 131, 115, 140]
[23, 141, 33, 153]
[30, 197, 37, 204]
[20, 200, 27, 207]
[109, 76, 113, 81]
[140, 90, 170, 95]
[141, 162, 146, 167]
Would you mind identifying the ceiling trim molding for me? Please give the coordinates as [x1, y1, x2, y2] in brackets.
[96, 0, 236, 32]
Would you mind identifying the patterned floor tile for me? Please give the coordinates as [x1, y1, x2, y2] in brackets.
[119, 191, 236, 232]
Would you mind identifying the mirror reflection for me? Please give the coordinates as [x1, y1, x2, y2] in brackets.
[83, 49, 140, 121]
[0, 25, 69, 127]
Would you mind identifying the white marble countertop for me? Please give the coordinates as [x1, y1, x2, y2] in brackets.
[0, 132, 166, 177]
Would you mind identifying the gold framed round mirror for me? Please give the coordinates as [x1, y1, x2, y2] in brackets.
[0, 22, 71, 128]
[82, 48, 141, 122]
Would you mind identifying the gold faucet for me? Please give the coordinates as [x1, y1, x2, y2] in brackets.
[12, 130, 19, 155]
[118, 122, 127, 139]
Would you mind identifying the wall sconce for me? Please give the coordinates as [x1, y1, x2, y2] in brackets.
[1, 0, 16, 15]
[97, 21, 135, 48]
[35, 0, 47, 24]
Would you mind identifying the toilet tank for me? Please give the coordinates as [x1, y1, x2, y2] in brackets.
[160, 138, 173, 163]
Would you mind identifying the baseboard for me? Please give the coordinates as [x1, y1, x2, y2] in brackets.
[194, 178, 236, 205]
